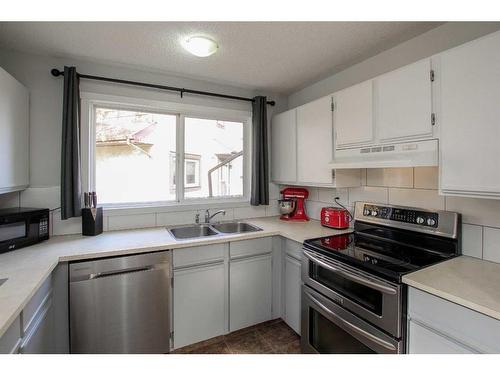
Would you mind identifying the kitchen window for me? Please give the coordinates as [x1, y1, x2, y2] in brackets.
[82, 94, 250, 208]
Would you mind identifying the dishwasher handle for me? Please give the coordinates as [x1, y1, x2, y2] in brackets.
[89, 265, 154, 280]
[70, 262, 170, 282]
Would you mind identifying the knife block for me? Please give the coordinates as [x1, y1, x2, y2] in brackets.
[82, 207, 103, 236]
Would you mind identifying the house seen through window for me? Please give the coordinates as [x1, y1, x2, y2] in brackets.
[94, 107, 245, 206]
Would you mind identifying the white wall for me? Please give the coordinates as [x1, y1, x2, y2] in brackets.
[0, 47, 285, 234]
[288, 22, 500, 108]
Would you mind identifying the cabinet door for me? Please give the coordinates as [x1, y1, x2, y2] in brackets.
[0, 67, 29, 193]
[230, 254, 272, 331]
[375, 59, 433, 142]
[334, 80, 374, 148]
[173, 263, 226, 349]
[296, 96, 333, 184]
[408, 320, 475, 354]
[439, 31, 500, 198]
[284, 255, 301, 335]
[271, 109, 297, 183]
[20, 301, 55, 354]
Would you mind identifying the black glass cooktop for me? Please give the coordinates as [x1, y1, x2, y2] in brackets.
[304, 222, 460, 282]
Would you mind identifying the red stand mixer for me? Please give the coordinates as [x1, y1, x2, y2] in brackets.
[278, 187, 309, 221]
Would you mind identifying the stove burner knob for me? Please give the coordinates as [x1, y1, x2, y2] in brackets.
[364, 209, 371, 216]
[371, 210, 378, 217]
[416, 217, 425, 224]
[427, 218, 436, 226]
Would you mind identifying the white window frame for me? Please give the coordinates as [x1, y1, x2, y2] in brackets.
[80, 92, 252, 212]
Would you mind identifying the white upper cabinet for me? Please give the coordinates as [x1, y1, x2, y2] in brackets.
[0, 67, 29, 194]
[374, 59, 433, 142]
[296, 95, 333, 184]
[439, 31, 500, 199]
[334, 80, 374, 148]
[271, 109, 297, 183]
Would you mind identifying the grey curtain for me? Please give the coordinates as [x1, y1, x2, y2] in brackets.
[60, 66, 82, 219]
[250, 96, 269, 206]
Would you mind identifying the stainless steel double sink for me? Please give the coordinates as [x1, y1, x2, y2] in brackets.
[167, 221, 262, 240]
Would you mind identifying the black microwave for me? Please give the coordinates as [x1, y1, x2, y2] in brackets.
[0, 207, 50, 254]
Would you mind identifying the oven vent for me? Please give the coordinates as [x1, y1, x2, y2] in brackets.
[383, 145, 395, 152]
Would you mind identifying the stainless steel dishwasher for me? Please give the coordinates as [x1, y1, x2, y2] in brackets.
[69, 251, 171, 353]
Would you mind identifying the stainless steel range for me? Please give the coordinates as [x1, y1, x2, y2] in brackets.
[301, 201, 461, 354]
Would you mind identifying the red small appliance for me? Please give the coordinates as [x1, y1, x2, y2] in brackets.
[279, 187, 309, 221]
[321, 206, 351, 229]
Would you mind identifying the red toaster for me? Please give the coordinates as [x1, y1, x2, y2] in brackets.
[321, 207, 351, 229]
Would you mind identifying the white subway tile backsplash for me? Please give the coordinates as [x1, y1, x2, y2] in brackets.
[318, 188, 348, 206]
[348, 186, 388, 206]
[307, 187, 319, 202]
[51, 211, 83, 236]
[389, 188, 445, 210]
[360, 169, 367, 186]
[233, 205, 267, 220]
[108, 213, 156, 231]
[269, 183, 281, 200]
[414, 167, 438, 189]
[20, 186, 60, 209]
[156, 210, 201, 226]
[446, 196, 500, 227]
[305, 200, 324, 221]
[0, 191, 20, 209]
[266, 200, 280, 217]
[483, 227, 500, 263]
[461, 224, 483, 259]
[367, 168, 413, 188]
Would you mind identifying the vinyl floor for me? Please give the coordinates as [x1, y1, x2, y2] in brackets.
[172, 319, 301, 354]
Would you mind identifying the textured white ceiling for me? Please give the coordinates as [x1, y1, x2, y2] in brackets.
[0, 22, 442, 94]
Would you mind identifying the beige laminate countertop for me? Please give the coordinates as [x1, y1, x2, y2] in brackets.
[403, 256, 500, 321]
[0, 216, 349, 337]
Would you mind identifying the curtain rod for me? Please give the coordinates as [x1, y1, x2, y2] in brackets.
[50, 69, 275, 106]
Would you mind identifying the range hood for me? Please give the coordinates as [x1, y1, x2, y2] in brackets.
[330, 139, 438, 169]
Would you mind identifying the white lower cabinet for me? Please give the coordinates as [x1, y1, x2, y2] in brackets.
[284, 255, 301, 334]
[230, 254, 272, 331]
[408, 320, 474, 354]
[20, 300, 55, 354]
[0, 316, 22, 354]
[408, 287, 500, 353]
[173, 262, 227, 349]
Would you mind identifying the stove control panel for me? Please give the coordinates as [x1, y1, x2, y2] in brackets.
[363, 204, 439, 228]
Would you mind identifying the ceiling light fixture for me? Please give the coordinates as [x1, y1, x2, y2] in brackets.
[182, 36, 218, 57]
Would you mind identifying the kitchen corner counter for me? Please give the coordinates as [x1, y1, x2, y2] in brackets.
[0, 216, 349, 337]
[402, 256, 500, 321]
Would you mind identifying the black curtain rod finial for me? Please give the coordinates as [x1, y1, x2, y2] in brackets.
[51, 69, 64, 77]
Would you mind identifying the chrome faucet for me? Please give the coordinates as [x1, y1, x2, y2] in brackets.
[204, 209, 226, 224]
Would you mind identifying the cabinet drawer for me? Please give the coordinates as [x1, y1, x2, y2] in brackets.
[22, 275, 52, 335]
[173, 243, 226, 269]
[230, 237, 272, 259]
[408, 287, 500, 353]
[0, 316, 22, 354]
[284, 239, 302, 260]
[408, 320, 475, 354]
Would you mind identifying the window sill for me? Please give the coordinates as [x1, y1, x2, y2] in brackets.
[102, 198, 252, 216]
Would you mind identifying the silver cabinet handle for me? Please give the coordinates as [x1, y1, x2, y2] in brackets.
[305, 290, 397, 352]
[303, 249, 397, 295]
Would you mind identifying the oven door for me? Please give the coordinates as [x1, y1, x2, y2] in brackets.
[302, 248, 402, 338]
[301, 285, 403, 354]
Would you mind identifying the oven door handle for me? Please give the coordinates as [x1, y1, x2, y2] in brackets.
[303, 249, 398, 295]
[305, 290, 397, 352]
